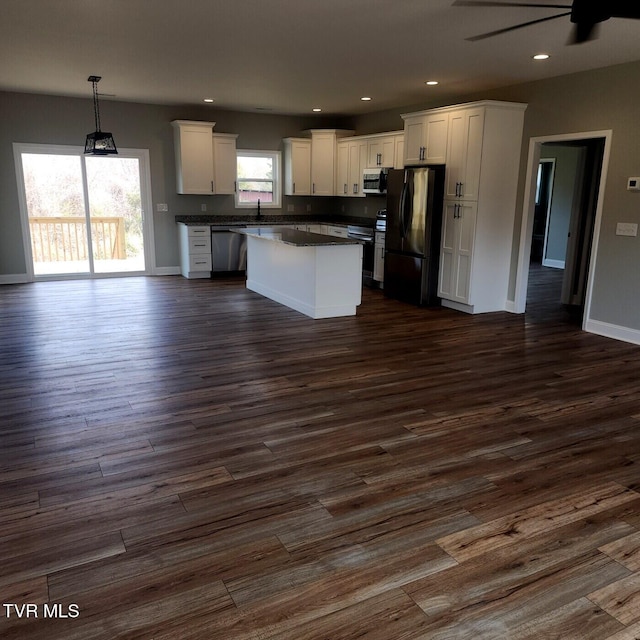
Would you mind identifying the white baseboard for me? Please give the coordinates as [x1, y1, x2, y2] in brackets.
[585, 318, 640, 346]
[542, 258, 565, 269]
[0, 274, 30, 285]
[505, 299, 517, 313]
[153, 266, 181, 276]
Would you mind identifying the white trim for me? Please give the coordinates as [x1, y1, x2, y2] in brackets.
[153, 266, 182, 276]
[235, 149, 282, 209]
[513, 130, 612, 335]
[0, 274, 30, 285]
[542, 258, 565, 269]
[505, 299, 517, 313]
[585, 319, 640, 346]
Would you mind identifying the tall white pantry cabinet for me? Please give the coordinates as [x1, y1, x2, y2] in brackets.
[403, 101, 527, 314]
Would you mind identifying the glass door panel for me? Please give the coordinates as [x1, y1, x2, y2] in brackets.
[21, 153, 91, 276]
[85, 156, 146, 274]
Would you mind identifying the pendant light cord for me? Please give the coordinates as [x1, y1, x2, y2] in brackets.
[92, 79, 102, 132]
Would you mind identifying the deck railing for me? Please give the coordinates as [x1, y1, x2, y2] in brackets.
[29, 216, 126, 262]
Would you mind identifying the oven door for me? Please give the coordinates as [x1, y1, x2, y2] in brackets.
[347, 226, 375, 287]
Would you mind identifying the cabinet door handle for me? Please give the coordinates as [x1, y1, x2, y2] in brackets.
[312, 183, 316, 194]
[353, 183, 358, 194]
[234, 181, 237, 193]
[211, 181, 214, 192]
[293, 182, 296, 194]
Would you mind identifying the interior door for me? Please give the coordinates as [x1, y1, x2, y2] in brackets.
[561, 139, 605, 306]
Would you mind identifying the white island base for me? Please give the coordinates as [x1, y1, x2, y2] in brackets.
[243, 231, 363, 319]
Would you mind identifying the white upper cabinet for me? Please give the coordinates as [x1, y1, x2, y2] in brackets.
[444, 107, 485, 200]
[402, 112, 449, 165]
[285, 130, 353, 196]
[283, 138, 312, 196]
[367, 135, 395, 168]
[172, 121, 238, 195]
[337, 138, 370, 197]
[212, 133, 238, 195]
[310, 130, 337, 196]
[393, 133, 405, 169]
[172, 120, 216, 194]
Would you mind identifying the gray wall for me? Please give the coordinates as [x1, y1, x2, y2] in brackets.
[0, 91, 353, 271]
[352, 60, 640, 331]
[3, 59, 640, 332]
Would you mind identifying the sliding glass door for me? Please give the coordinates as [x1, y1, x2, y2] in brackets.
[16, 145, 152, 278]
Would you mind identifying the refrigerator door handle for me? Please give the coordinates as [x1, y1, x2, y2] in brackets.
[399, 182, 409, 239]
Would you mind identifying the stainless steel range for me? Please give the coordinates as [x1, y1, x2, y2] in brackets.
[346, 224, 375, 287]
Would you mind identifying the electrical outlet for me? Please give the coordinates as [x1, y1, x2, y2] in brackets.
[616, 222, 638, 237]
[287, 204, 294, 212]
[201, 204, 207, 212]
[364, 206, 368, 214]
[306, 204, 311, 212]
[156, 203, 168, 212]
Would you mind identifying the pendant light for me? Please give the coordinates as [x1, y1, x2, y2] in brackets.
[84, 75, 118, 155]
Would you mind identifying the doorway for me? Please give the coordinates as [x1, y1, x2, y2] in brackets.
[14, 144, 155, 279]
[514, 131, 611, 327]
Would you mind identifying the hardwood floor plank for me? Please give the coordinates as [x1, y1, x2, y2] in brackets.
[3, 274, 640, 638]
[589, 573, 640, 625]
[436, 482, 639, 562]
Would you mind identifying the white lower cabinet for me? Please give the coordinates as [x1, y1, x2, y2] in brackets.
[324, 225, 349, 238]
[438, 201, 476, 304]
[178, 224, 212, 278]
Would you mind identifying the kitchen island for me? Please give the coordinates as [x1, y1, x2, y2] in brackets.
[237, 227, 363, 319]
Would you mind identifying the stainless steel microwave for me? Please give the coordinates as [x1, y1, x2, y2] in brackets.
[362, 167, 390, 194]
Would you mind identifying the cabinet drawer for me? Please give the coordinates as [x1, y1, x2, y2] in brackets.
[326, 225, 349, 238]
[188, 236, 211, 253]
[187, 225, 211, 237]
[189, 254, 212, 271]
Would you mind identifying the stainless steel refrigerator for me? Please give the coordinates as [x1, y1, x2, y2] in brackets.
[384, 165, 445, 306]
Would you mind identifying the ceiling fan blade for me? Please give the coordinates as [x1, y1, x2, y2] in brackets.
[453, 1, 571, 8]
[466, 11, 572, 41]
[569, 21, 600, 44]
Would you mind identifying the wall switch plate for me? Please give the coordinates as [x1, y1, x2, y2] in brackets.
[628, 177, 640, 191]
[156, 203, 168, 212]
[616, 222, 638, 237]
[306, 204, 311, 212]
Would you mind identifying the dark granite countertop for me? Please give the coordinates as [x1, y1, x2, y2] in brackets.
[174, 214, 374, 228]
[235, 227, 361, 247]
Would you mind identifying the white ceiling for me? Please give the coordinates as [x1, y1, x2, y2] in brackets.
[2, 0, 640, 116]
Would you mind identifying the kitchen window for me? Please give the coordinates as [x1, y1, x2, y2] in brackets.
[235, 150, 281, 208]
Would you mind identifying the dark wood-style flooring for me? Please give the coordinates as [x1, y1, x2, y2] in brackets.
[2, 268, 640, 639]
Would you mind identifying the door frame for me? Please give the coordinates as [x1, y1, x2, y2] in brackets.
[13, 143, 156, 281]
[513, 130, 612, 328]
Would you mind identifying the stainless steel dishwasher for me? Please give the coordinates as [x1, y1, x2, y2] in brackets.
[211, 227, 247, 273]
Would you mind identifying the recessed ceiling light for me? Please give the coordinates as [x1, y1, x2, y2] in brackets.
[312, 108, 322, 112]
[425, 80, 439, 86]
[360, 96, 372, 101]
[203, 98, 214, 103]
[533, 53, 550, 60]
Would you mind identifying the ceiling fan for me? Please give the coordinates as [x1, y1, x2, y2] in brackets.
[452, 0, 640, 44]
